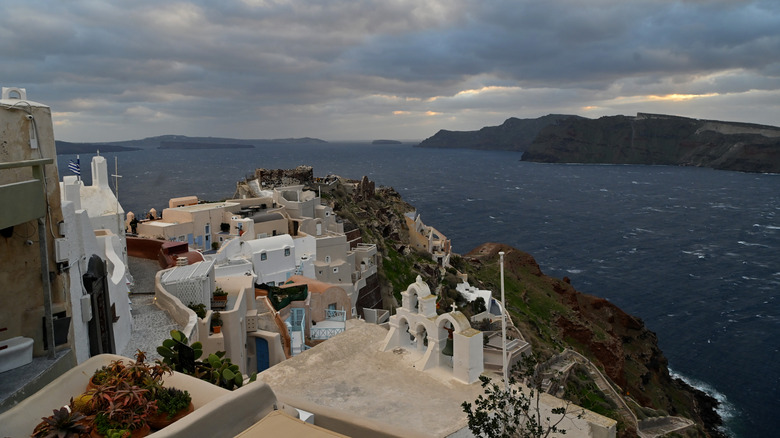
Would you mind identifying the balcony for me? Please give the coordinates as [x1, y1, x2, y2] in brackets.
[310, 309, 346, 340]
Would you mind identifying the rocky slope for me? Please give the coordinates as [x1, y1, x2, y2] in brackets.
[417, 113, 780, 173]
[319, 176, 723, 437]
[461, 243, 724, 437]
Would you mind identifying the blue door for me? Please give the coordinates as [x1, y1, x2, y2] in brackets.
[255, 337, 269, 372]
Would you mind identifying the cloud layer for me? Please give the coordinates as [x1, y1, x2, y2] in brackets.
[2, 0, 778, 141]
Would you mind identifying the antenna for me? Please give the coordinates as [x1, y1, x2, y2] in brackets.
[111, 157, 122, 235]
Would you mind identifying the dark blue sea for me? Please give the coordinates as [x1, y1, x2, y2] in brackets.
[59, 143, 779, 437]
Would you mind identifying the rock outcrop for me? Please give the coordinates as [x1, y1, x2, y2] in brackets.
[417, 113, 780, 173]
[417, 114, 575, 150]
[524, 113, 780, 173]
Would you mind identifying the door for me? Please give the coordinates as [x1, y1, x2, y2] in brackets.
[255, 337, 269, 372]
[83, 254, 116, 356]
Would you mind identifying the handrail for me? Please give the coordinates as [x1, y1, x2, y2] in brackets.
[324, 309, 346, 321]
[311, 327, 345, 340]
[0, 158, 53, 170]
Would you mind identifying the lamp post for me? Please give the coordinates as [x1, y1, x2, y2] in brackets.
[499, 251, 508, 390]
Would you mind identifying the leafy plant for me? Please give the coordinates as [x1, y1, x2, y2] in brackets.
[32, 405, 90, 438]
[210, 312, 223, 330]
[157, 330, 202, 374]
[156, 329, 255, 391]
[89, 381, 156, 434]
[193, 352, 256, 391]
[154, 387, 192, 420]
[462, 354, 583, 438]
[187, 302, 206, 319]
[213, 287, 228, 298]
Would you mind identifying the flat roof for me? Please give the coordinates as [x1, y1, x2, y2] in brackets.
[171, 201, 240, 212]
[258, 320, 484, 437]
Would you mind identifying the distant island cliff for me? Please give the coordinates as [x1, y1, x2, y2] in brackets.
[55, 135, 327, 154]
[158, 141, 254, 150]
[371, 139, 403, 145]
[418, 113, 780, 173]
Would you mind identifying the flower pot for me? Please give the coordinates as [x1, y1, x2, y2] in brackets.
[86, 376, 100, 393]
[147, 402, 194, 430]
[213, 326, 222, 334]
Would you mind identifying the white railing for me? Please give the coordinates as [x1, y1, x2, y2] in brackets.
[311, 327, 345, 340]
[324, 309, 346, 321]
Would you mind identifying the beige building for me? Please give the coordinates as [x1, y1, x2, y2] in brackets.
[0, 87, 73, 368]
[405, 211, 452, 267]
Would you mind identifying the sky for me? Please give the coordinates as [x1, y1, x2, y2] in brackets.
[2, 0, 779, 142]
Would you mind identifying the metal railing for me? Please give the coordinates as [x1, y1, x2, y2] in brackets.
[324, 309, 346, 321]
[311, 326, 345, 340]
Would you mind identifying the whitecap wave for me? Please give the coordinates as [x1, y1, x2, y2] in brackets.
[669, 368, 738, 436]
[737, 241, 770, 248]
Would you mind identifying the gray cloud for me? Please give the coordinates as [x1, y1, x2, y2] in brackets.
[1, 0, 778, 141]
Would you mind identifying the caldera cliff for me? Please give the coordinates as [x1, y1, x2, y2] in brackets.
[418, 113, 780, 173]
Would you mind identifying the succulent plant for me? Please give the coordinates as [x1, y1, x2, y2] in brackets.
[157, 330, 202, 374]
[32, 405, 90, 438]
[154, 387, 192, 419]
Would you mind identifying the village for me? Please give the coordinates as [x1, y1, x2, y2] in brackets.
[0, 87, 622, 437]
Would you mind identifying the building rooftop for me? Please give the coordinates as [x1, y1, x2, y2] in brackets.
[171, 201, 240, 212]
[258, 320, 484, 437]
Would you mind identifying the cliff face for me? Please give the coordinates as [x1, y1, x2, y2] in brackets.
[417, 114, 577, 150]
[417, 113, 780, 173]
[524, 113, 780, 173]
[462, 243, 723, 437]
[319, 173, 721, 436]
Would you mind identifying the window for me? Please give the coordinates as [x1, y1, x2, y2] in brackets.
[178, 235, 185, 241]
[333, 267, 339, 273]
[260, 252, 267, 261]
[325, 255, 331, 263]
[284, 248, 290, 257]
[328, 303, 337, 311]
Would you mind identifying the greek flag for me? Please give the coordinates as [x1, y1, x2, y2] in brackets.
[68, 156, 80, 175]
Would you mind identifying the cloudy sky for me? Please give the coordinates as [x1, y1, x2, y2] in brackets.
[2, 0, 779, 142]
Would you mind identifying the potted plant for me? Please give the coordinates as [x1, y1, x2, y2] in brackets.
[32, 405, 91, 437]
[146, 387, 193, 430]
[157, 330, 202, 374]
[212, 287, 228, 301]
[87, 351, 170, 393]
[211, 312, 223, 334]
[186, 302, 206, 319]
[88, 381, 156, 437]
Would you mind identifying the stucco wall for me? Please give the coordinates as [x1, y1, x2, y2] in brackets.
[0, 98, 70, 356]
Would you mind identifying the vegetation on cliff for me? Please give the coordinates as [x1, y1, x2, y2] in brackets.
[320, 176, 723, 437]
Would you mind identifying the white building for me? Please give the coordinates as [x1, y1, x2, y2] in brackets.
[240, 234, 298, 286]
[60, 155, 134, 363]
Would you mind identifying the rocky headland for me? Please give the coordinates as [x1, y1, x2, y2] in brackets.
[232, 167, 725, 436]
[322, 174, 725, 437]
[418, 113, 780, 173]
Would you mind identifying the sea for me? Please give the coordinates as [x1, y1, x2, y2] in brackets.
[58, 142, 779, 437]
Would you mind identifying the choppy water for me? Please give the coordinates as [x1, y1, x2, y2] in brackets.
[59, 143, 779, 437]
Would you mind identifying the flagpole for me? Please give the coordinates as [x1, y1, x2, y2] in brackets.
[500, 251, 508, 391]
[111, 156, 122, 236]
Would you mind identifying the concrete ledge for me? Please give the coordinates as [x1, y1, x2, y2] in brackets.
[0, 348, 75, 415]
[0, 353, 280, 438]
